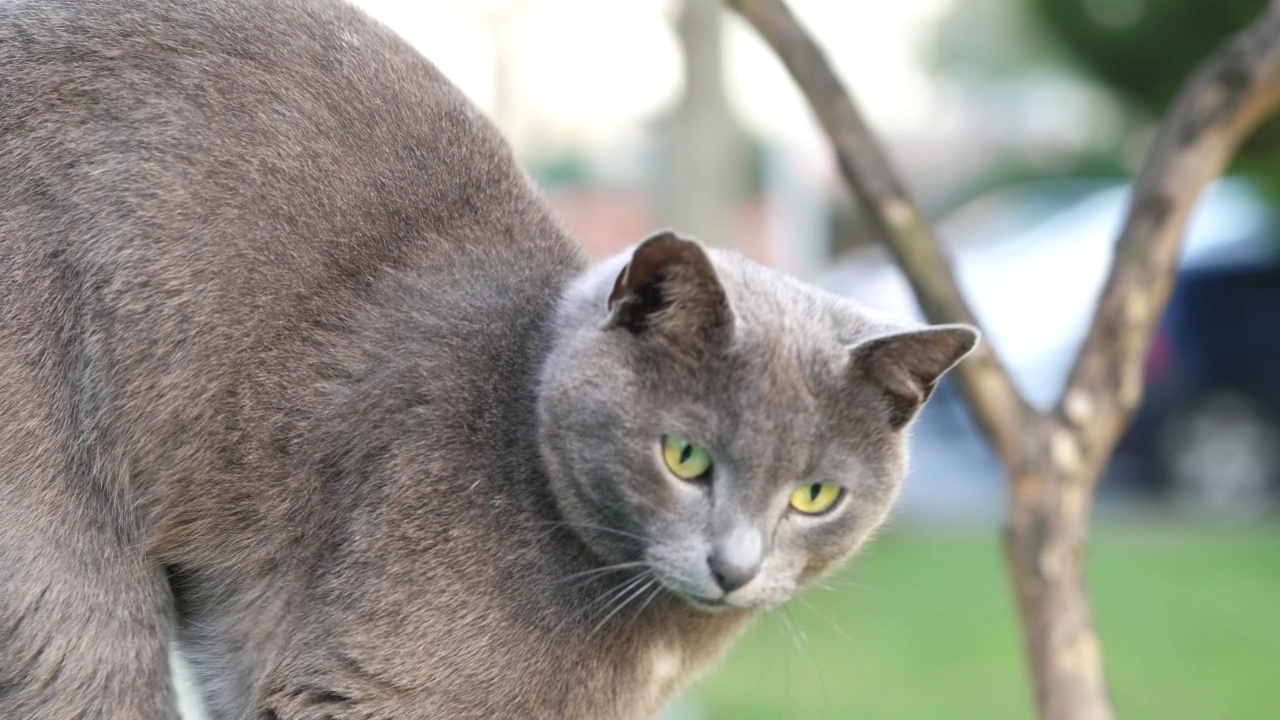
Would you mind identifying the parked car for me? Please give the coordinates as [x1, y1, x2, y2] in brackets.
[821, 177, 1280, 515]
[1121, 251, 1280, 511]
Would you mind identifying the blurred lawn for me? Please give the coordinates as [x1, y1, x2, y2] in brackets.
[682, 520, 1280, 719]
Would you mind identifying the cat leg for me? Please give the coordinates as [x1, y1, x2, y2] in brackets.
[0, 470, 179, 719]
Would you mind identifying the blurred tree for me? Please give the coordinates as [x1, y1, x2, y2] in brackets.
[731, 1, 1280, 718]
[928, 0, 1134, 213]
[660, 0, 751, 248]
[1028, 0, 1267, 113]
[933, 0, 1280, 205]
[937, 0, 1063, 78]
[1027, 0, 1280, 198]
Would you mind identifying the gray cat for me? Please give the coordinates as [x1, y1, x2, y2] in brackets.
[0, 0, 977, 718]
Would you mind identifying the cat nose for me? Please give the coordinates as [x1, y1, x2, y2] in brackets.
[708, 527, 762, 594]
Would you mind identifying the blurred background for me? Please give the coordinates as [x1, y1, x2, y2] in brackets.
[352, 0, 1280, 717]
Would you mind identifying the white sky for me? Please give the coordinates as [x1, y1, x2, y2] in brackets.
[352, 0, 957, 152]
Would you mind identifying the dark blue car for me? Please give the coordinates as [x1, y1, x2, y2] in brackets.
[1116, 244, 1280, 511]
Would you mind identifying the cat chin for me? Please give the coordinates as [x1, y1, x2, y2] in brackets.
[685, 597, 729, 611]
[658, 578, 787, 613]
[682, 593, 784, 614]
[684, 596, 749, 613]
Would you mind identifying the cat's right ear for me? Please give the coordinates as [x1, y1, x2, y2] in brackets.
[850, 324, 979, 429]
[605, 231, 733, 346]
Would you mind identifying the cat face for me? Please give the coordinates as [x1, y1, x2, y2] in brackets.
[537, 232, 976, 611]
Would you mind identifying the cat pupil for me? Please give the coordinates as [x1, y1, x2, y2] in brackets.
[679, 443, 692, 464]
[809, 484, 821, 501]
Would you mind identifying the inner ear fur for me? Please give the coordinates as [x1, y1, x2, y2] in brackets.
[851, 324, 980, 428]
[606, 230, 733, 346]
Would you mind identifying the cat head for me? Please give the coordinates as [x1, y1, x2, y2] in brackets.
[537, 231, 977, 611]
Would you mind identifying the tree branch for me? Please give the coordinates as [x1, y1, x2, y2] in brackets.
[726, 0, 1037, 469]
[1057, 3, 1280, 475]
[728, 1, 1280, 719]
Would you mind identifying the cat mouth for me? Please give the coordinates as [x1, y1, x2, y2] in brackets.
[651, 574, 734, 611]
[674, 584, 782, 613]
[684, 595, 731, 611]
[662, 580, 754, 612]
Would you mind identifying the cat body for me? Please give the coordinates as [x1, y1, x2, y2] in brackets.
[0, 1, 975, 718]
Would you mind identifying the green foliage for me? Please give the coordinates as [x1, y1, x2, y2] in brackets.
[1027, 0, 1267, 112]
[1025, 0, 1280, 182]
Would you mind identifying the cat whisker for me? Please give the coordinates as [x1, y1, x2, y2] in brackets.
[588, 570, 653, 614]
[553, 571, 648, 642]
[767, 613, 793, 720]
[527, 518, 649, 544]
[794, 596, 853, 644]
[560, 560, 650, 584]
[629, 580, 664, 622]
[775, 605, 807, 655]
[589, 575, 657, 639]
[814, 577, 870, 592]
[779, 605, 830, 718]
[558, 571, 645, 638]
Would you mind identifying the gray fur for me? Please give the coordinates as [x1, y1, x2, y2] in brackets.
[0, 0, 977, 718]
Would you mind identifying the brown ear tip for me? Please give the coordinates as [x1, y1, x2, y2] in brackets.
[606, 230, 729, 338]
[628, 231, 712, 277]
[634, 229, 691, 254]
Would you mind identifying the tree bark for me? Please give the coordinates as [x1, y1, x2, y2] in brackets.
[665, 0, 749, 249]
[1061, 3, 1280, 474]
[725, 0, 1035, 467]
[1005, 421, 1114, 719]
[728, 0, 1280, 717]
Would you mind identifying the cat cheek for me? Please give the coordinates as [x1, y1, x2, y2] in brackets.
[740, 561, 799, 609]
[791, 535, 860, 584]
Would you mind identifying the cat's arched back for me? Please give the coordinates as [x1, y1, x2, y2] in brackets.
[0, 1, 975, 718]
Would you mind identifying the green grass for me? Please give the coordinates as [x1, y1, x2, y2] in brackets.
[681, 520, 1280, 719]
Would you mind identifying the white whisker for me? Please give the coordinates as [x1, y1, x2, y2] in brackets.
[795, 596, 852, 644]
[560, 560, 650, 584]
[589, 576, 656, 638]
[630, 581, 664, 621]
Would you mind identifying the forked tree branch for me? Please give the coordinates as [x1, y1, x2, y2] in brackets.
[1058, 2, 1280, 477]
[726, 0, 1036, 469]
[729, 0, 1280, 718]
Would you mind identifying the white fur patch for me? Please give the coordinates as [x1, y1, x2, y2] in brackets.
[170, 645, 211, 720]
[650, 643, 683, 691]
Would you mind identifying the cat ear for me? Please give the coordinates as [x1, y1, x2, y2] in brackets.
[850, 324, 979, 428]
[606, 230, 733, 343]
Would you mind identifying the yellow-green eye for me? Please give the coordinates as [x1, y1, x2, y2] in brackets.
[661, 435, 712, 480]
[789, 483, 842, 515]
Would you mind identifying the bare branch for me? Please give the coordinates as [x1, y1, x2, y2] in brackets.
[729, 2, 1280, 719]
[727, 0, 1036, 467]
[1058, 5, 1280, 475]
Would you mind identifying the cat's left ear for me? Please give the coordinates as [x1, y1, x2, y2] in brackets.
[606, 230, 733, 346]
[850, 324, 980, 428]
